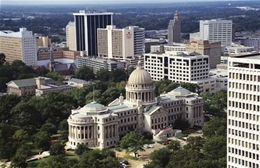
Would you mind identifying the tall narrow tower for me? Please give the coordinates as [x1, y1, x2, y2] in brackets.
[168, 11, 181, 44]
[73, 10, 113, 56]
[227, 54, 260, 168]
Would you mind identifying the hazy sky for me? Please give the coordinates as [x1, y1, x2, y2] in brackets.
[1, 0, 241, 5]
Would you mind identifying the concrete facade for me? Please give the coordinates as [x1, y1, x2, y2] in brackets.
[186, 40, 221, 69]
[227, 53, 260, 168]
[200, 19, 233, 47]
[0, 28, 37, 66]
[168, 11, 181, 44]
[66, 21, 76, 51]
[97, 25, 144, 60]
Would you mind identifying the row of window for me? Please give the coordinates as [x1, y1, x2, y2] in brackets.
[229, 72, 260, 82]
[228, 101, 260, 112]
[229, 82, 259, 91]
[228, 120, 259, 132]
[228, 110, 259, 122]
[229, 92, 260, 102]
[229, 129, 259, 141]
[228, 156, 259, 168]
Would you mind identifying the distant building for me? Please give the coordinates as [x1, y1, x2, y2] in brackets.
[145, 39, 167, 53]
[97, 25, 145, 60]
[73, 10, 113, 56]
[49, 62, 77, 75]
[186, 40, 221, 69]
[168, 11, 181, 44]
[67, 61, 204, 149]
[150, 43, 186, 53]
[67, 78, 93, 88]
[37, 47, 80, 67]
[243, 37, 260, 51]
[37, 36, 51, 47]
[75, 56, 125, 73]
[209, 67, 228, 91]
[0, 28, 37, 66]
[66, 21, 76, 51]
[225, 45, 255, 55]
[200, 19, 233, 47]
[189, 32, 201, 41]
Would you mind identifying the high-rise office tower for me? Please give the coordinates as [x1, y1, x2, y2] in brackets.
[227, 54, 260, 168]
[168, 11, 181, 44]
[97, 25, 145, 60]
[73, 10, 113, 56]
[186, 40, 221, 69]
[200, 19, 232, 47]
[66, 21, 76, 51]
[0, 28, 37, 66]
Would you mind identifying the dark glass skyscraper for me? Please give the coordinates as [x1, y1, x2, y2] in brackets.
[73, 10, 113, 56]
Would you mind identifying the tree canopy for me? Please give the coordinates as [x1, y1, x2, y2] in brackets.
[120, 131, 145, 157]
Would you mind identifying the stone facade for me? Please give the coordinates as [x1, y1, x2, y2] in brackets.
[67, 61, 204, 149]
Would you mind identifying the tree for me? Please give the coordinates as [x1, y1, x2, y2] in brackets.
[173, 117, 190, 130]
[59, 119, 68, 131]
[0, 53, 6, 66]
[0, 94, 21, 122]
[96, 68, 110, 81]
[34, 67, 49, 76]
[120, 131, 145, 157]
[202, 117, 226, 138]
[185, 136, 204, 152]
[74, 66, 95, 81]
[167, 140, 181, 151]
[75, 143, 90, 156]
[147, 148, 172, 168]
[77, 149, 103, 168]
[40, 123, 57, 135]
[12, 129, 29, 143]
[10, 101, 41, 132]
[37, 155, 69, 168]
[11, 144, 31, 168]
[33, 131, 51, 151]
[76, 149, 119, 168]
[46, 71, 64, 84]
[49, 142, 65, 156]
[109, 69, 127, 82]
[203, 135, 226, 160]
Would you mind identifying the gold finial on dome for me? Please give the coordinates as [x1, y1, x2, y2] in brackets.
[137, 56, 142, 69]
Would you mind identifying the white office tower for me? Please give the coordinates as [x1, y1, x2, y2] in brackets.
[144, 51, 218, 93]
[0, 28, 37, 66]
[227, 54, 260, 168]
[200, 19, 232, 47]
[66, 21, 76, 51]
[73, 10, 113, 56]
[97, 25, 145, 59]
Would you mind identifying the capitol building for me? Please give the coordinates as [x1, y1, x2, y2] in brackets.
[67, 61, 204, 149]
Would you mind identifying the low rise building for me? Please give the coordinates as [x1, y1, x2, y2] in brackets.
[67, 78, 93, 88]
[75, 56, 125, 73]
[6, 77, 74, 97]
[225, 45, 255, 55]
[67, 61, 204, 149]
[150, 43, 186, 53]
